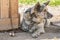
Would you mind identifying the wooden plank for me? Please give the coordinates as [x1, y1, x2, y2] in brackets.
[0, 18, 11, 30]
[0, 0, 19, 31]
[1, 0, 9, 18]
[0, 17, 19, 31]
[11, 17, 19, 28]
[0, 0, 1, 18]
[10, 0, 18, 18]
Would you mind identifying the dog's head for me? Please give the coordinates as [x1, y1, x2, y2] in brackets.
[29, 0, 53, 19]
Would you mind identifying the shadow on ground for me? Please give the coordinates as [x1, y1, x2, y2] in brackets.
[0, 26, 60, 40]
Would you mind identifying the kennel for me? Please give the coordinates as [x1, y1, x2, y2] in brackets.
[0, 0, 20, 31]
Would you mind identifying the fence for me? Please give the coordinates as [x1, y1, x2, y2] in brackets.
[0, 0, 20, 31]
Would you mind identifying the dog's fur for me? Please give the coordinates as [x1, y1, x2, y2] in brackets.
[20, 1, 53, 38]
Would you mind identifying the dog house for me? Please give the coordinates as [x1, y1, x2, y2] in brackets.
[0, 0, 20, 31]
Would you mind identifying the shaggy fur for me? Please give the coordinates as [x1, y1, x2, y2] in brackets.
[20, 1, 53, 38]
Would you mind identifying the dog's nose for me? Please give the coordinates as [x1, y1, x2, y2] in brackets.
[47, 12, 53, 19]
[49, 14, 53, 19]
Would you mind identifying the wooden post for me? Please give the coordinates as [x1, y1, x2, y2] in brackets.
[0, 0, 19, 31]
[0, 1, 1, 18]
[9, 0, 19, 30]
[1, 0, 9, 18]
[10, 0, 18, 18]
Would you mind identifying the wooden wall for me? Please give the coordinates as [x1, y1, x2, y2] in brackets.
[0, 0, 19, 31]
[0, 1, 1, 18]
[1, 0, 9, 18]
[10, 0, 18, 18]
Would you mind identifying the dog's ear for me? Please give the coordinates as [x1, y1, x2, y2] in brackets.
[43, 0, 50, 6]
[34, 2, 41, 11]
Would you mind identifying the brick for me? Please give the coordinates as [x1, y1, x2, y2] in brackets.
[1, 0, 9, 18]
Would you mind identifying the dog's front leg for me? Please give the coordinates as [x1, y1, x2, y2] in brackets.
[31, 23, 45, 38]
[29, 24, 38, 33]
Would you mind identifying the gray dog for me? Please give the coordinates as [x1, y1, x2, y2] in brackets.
[20, 1, 53, 38]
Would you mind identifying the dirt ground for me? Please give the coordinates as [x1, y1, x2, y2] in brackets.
[0, 27, 60, 40]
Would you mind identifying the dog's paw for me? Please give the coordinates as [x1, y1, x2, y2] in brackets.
[32, 33, 40, 38]
[41, 30, 45, 34]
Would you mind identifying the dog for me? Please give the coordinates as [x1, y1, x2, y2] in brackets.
[20, 0, 53, 38]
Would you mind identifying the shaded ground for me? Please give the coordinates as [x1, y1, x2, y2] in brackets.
[0, 27, 60, 40]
